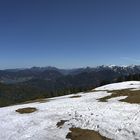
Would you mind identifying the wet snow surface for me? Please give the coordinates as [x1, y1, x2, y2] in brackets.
[1, 81, 140, 140]
[95, 81, 140, 91]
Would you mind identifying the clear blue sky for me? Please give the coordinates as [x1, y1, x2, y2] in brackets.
[0, 0, 140, 69]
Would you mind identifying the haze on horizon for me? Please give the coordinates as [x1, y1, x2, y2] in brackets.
[0, 0, 140, 69]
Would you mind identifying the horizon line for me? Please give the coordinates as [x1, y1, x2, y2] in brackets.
[1, 64, 140, 71]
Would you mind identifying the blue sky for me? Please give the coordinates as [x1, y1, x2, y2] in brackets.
[0, 0, 140, 69]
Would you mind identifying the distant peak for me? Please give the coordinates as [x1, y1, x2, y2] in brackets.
[108, 65, 117, 68]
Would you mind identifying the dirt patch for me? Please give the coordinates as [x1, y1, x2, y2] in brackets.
[66, 128, 111, 140]
[16, 107, 37, 114]
[121, 90, 140, 103]
[98, 89, 140, 104]
[56, 120, 68, 128]
[23, 98, 49, 104]
[70, 95, 82, 98]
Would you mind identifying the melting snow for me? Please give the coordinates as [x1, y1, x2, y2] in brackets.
[0, 81, 140, 140]
[95, 81, 140, 91]
[107, 96, 128, 102]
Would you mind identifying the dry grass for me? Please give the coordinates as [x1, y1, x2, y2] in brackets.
[98, 89, 140, 104]
[66, 128, 111, 140]
[16, 107, 37, 114]
[70, 95, 82, 98]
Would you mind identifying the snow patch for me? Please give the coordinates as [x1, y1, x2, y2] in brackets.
[0, 82, 140, 139]
[107, 96, 128, 102]
[95, 81, 140, 91]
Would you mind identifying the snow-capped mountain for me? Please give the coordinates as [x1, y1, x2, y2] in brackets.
[1, 65, 140, 108]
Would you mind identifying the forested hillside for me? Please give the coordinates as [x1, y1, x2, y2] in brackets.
[1, 65, 140, 107]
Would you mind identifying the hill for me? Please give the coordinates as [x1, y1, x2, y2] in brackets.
[1, 81, 140, 139]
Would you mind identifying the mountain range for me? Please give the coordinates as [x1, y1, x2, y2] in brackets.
[1, 65, 140, 84]
[0, 65, 140, 107]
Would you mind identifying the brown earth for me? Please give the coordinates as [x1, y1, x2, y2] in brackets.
[98, 89, 140, 104]
[56, 120, 68, 128]
[70, 95, 82, 98]
[66, 128, 111, 140]
[16, 107, 37, 114]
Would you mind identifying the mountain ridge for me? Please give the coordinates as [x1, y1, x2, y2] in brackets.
[1, 65, 140, 84]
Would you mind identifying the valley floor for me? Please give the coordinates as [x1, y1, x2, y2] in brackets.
[0, 81, 140, 140]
